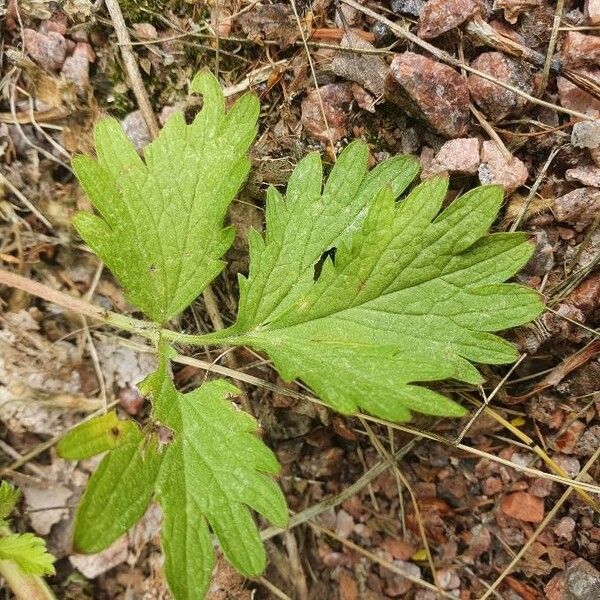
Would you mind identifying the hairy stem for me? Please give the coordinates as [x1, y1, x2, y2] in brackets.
[0, 267, 237, 348]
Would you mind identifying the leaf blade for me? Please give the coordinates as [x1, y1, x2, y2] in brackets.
[73, 69, 259, 323]
[233, 163, 543, 421]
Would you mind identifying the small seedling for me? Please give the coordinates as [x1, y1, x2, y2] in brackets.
[58, 70, 543, 599]
[0, 481, 56, 600]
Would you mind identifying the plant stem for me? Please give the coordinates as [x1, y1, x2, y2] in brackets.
[0, 267, 239, 348]
[0, 560, 56, 600]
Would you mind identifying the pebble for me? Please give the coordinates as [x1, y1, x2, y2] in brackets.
[385, 52, 470, 138]
[552, 454, 581, 478]
[553, 516, 576, 541]
[494, 0, 542, 24]
[528, 477, 554, 498]
[545, 558, 600, 600]
[558, 72, 600, 118]
[437, 568, 461, 590]
[380, 538, 415, 560]
[61, 43, 92, 92]
[565, 165, 600, 187]
[121, 111, 152, 152]
[573, 425, 600, 457]
[390, 0, 427, 17]
[332, 32, 387, 96]
[428, 138, 481, 175]
[571, 120, 600, 149]
[468, 52, 533, 121]
[478, 141, 528, 193]
[22, 28, 67, 71]
[500, 491, 545, 523]
[585, 0, 600, 24]
[562, 32, 600, 69]
[335, 509, 355, 539]
[417, 0, 484, 39]
[553, 188, 600, 231]
[301, 83, 354, 144]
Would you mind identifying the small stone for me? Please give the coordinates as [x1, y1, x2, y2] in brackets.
[121, 110, 152, 152]
[380, 538, 415, 560]
[553, 188, 600, 231]
[132, 22, 158, 40]
[61, 43, 91, 92]
[479, 141, 528, 193]
[301, 83, 354, 144]
[437, 568, 461, 590]
[483, 476, 503, 496]
[555, 420, 587, 454]
[385, 52, 470, 138]
[332, 32, 388, 96]
[493, 0, 542, 24]
[573, 425, 600, 457]
[500, 491, 545, 523]
[417, 0, 484, 39]
[465, 524, 492, 559]
[390, 0, 427, 17]
[335, 509, 354, 538]
[23, 28, 67, 71]
[566, 165, 600, 187]
[552, 454, 581, 478]
[585, 0, 600, 24]
[563, 32, 600, 69]
[553, 517, 576, 541]
[571, 120, 600, 149]
[429, 137, 480, 175]
[558, 72, 600, 118]
[528, 477, 554, 498]
[564, 558, 600, 600]
[468, 52, 533, 121]
[339, 571, 359, 600]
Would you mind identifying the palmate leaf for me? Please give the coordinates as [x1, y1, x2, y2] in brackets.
[73, 69, 259, 324]
[225, 153, 543, 421]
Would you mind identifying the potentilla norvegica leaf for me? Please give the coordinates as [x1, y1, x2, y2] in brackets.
[72, 69, 259, 324]
[65, 70, 543, 600]
[224, 166, 544, 422]
[141, 346, 288, 599]
[59, 348, 287, 599]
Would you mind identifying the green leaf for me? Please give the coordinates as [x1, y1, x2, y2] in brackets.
[73, 69, 259, 324]
[234, 140, 420, 330]
[230, 169, 543, 422]
[0, 533, 55, 576]
[57, 410, 141, 460]
[140, 349, 288, 600]
[0, 481, 21, 521]
[72, 427, 162, 553]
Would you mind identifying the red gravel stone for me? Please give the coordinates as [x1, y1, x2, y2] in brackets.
[500, 491, 545, 523]
[417, 0, 484, 39]
[563, 32, 600, 69]
[385, 52, 470, 138]
[468, 52, 533, 121]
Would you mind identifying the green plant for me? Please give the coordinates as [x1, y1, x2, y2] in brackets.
[57, 69, 543, 599]
[0, 481, 56, 600]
